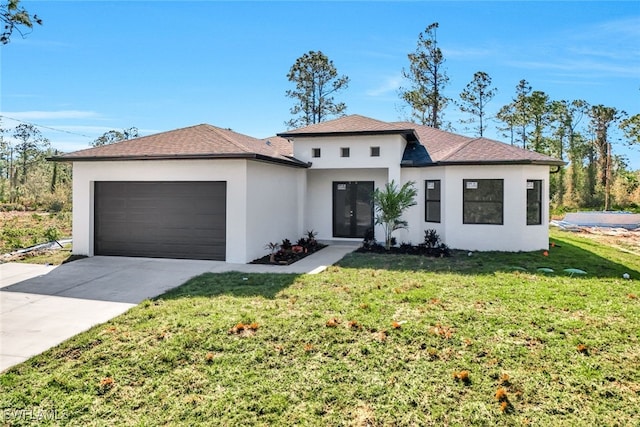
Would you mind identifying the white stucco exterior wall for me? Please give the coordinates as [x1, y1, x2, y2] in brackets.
[395, 167, 446, 245]
[245, 161, 306, 262]
[401, 164, 550, 251]
[292, 134, 404, 180]
[71, 159, 300, 264]
[291, 134, 406, 242]
[443, 164, 550, 251]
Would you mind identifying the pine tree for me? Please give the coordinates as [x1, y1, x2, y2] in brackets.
[285, 51, 349, 129]
[457, 71, 497, 137]
[400, 23, 449, 129]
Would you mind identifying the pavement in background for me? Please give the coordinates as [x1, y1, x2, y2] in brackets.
[0, 244, 357, 372]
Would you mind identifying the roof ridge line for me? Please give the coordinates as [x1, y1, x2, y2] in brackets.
[206, 125, 256, 154]
[439, 137, 478, 161]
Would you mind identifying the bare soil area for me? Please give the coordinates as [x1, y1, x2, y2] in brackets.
[558, 226, 640, 256]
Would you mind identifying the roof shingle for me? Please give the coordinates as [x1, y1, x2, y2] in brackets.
[55, 114, 563, 167]
[56, 124, 300, 165]
[282, 115, 563, 166]
[278, 114, 416, 137]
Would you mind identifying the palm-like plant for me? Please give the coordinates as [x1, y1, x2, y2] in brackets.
[373, 180, 418, 250]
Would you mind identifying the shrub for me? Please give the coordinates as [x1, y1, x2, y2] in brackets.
[423, 229, 441, 248]
[44, 226, 61, 242]
[372, 180, 417, 250]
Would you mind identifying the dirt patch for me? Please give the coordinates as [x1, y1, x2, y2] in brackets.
[558, 226, 640, 255]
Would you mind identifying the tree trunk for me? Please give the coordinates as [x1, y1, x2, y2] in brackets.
[604, 141, 612, 210]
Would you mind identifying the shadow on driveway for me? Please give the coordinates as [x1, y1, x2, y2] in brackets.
[1, 256, 225, 304]
[0, 257, 225, 372]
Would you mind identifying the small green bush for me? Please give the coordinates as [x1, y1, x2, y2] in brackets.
[44, 226, 61, 242]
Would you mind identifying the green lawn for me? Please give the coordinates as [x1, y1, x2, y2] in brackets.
[1, 229, 639, 426]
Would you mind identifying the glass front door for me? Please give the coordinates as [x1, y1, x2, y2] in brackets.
[333, 181, 374, 238]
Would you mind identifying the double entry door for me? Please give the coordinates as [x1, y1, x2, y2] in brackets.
[333, 181, 374, 238]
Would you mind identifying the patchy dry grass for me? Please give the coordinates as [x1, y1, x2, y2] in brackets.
[0, 211, 72, 254]
[1, 229, 638, 425]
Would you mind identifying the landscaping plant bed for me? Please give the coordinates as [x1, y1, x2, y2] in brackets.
[250, 243, 327, 265]
[251, 232, 327, 265]
[356, 229, 451, 258]
[356, 242, 450, 257]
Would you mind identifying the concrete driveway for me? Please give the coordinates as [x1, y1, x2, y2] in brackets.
[0, 245, 356, 372]
[0, 257, 224, 372]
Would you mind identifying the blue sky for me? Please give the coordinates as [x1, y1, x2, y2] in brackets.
[1, 1, 639, 168]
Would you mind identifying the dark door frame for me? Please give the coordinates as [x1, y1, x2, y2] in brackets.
[332, 181, 374, 238]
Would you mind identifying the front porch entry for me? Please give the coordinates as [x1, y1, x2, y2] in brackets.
[332, 181, 374, 238]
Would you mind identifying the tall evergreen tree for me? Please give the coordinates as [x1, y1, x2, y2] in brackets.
[528, 91, 551, 153]
[589, 105, 624, 210]
[496, 103, 517, 145]
[620, 114, 640, 146]
[548, 99, 589, 205]
[513, 79, 532, 149]
[457, 71, 497, 137]
[12, 123, 49, 185]
[619, 90, 639, 147]
[285, 50, 350, 129]
[400, 23, 449, 128]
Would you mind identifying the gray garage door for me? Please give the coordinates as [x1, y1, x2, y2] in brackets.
[94, 182, 226, 260]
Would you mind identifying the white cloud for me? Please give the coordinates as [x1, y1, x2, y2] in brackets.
[366, 75, 403, 97]
[505, 58, 640, 78]
[443, 46, 495, 59]
[591, 16, 640, 39]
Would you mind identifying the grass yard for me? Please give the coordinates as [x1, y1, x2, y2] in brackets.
[1, 229, 639, 425]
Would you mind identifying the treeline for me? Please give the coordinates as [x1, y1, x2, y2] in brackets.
[493, 83, 639, 211]
[0, 121, 71, 211]
[0, 123, 141, 211]
[1, 20, 638, 213]
[285, 23, 639, 211]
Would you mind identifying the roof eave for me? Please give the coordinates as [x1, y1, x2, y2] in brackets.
[407, 159, 567, 167]
[48, 153, 310, 168]
[278, 129, 419, 142]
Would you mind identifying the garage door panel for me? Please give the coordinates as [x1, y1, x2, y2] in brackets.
[94, 181, 226, 260]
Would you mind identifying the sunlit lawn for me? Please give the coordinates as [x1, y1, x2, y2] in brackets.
[1, 229, 638, 425]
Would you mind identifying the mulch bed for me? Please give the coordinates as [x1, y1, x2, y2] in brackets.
[250, 244, 328, 265]
[356, 243, 451, 257]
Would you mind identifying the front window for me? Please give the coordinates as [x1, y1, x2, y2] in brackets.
[312, 148, 321, 158]
[425, 180, 441, 223]
[463, 179, 503, 225]
[527, 180, 543, 225]
[341, 147, 350, 157]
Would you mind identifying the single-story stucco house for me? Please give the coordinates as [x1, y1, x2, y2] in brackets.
[53, 114, 564, 263]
